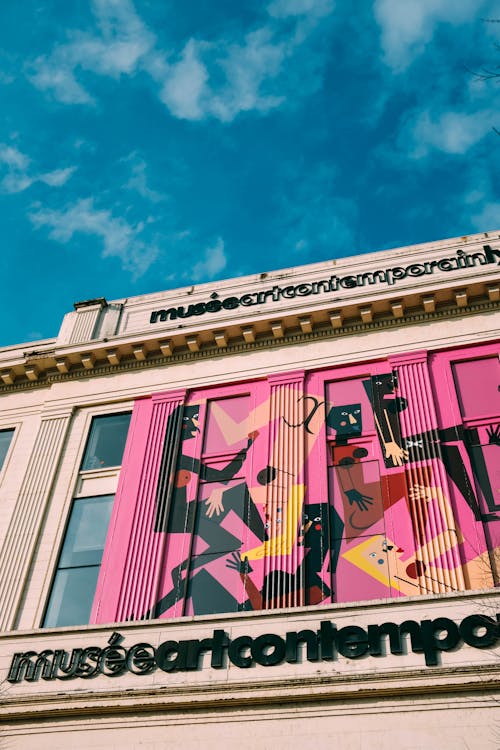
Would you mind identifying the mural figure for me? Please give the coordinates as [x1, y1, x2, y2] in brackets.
[361, 373, 499, 523]
[150, 404, 267, 618]
[226, 502, 344, 608]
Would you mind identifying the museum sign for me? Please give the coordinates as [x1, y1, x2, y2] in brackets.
[7, 612, 500, 683]
[149, 245, 500, 324]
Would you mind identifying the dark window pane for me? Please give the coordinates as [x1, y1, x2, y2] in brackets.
[59, 495, 114, 567]
[43, 566, 101, 628]
[81, 412, 131, 470]
[0, 429, 14, 471]
[43, 495, 114, 628]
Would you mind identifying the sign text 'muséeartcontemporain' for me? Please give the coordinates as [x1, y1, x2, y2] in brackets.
[7, 612, 500, 683]
[149, 245, 500, 324]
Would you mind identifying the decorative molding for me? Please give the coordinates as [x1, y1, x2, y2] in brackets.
[0, 408, 74, 631]
[0, 294, 498, 394]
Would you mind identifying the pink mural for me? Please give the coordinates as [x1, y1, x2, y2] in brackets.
[92, 342, 500, 624]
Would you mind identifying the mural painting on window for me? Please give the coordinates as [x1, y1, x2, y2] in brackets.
[92, 344, 500, 624]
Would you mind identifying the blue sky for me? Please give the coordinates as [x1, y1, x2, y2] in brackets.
[0, 0, 499, 347]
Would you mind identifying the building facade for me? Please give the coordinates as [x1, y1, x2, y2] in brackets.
[1, 232, 500, 748]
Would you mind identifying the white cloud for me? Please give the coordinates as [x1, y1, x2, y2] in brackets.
[30, 59, 95, 105]
[160, 40, 209, 121]
[124, 154, 166, 202]
[0, 143, 76, 194]
[1, 173, 34, 193]
[406, 109, 494, 157]
[28, 0, 335, 122]
[268, 0, 334, 20]
[160, 29, 288, 123]
[0, 145, 30, 170]
[39, 166, 77, 187]
[374, 0, 482, 71]
[30, 0, 155, 103]
[191, 238, 227, 281]
[210, 28, 286, 121]
[29, 197, 158, 277]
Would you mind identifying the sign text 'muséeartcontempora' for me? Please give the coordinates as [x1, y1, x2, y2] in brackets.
[149, 245, 500, 325]
[7, 612, 500, 683]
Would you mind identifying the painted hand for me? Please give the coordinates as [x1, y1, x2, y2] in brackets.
[345, 488, 373, 511]
[384, 441, 409, 466]
[486, 424, 500, 445]
[225, 551, 253, 575]
[205, 487, 224, 518]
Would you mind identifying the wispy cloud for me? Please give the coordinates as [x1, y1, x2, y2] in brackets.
[374, 0, 481, 71]
[28, 0, 335, 122]
[123, 153, 166, 202]
[30, 0, 155, 104]
[403, 108, 496, 158]
[191, 237, 227, 281]
[156, 0, 335, 122]
[29, 197, 158, 277]
[0, 144, 76, 194]
[159, 39, 209, 121]
[268, 0, 334, 18]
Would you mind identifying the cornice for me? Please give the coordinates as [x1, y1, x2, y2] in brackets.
[0, 280, 498, 394]
[1, 663, 499, 721]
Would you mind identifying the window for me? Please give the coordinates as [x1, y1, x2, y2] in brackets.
[80, 412, 131, 470]
[43, 495, 114, 628]
[0, 428, 14, 472]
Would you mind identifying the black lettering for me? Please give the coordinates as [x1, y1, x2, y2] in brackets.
[285, 629, 319, 663]
[295, 283, 312, 296]
[156, 640, 180, 672]
[205, 299, 222, 313]
[211, 629, 229, 669]
[239, 294, 257, 306]
[337, 626, 369, 658]
[222, 296, 239, 310]
[176, 305, 195, 319]
[367, 622, 403, 656]
[56, 648, 85, 680]
[437, 259, 453, 271]
[98, 634, 128, 676]
[228, 636, 253, 668]
[190, 303, 206, 316]
[484, 245, 500, 265]
[77, 646, 101, 679]
[319, 621, 337, 661]
[150, 308, 179, 323]
[459, 614, 499, 648]
[252, 634, 286, 666]
[311, 280, 330, 294]
[340, 275, 357, 289]
[98, 646, 127, 676]
[7, 651, 37, 683]
[407, 264, 426, 276]
[419, 618, 460, 666]
[423, 261, 439, 273]
[356, 270, 387, 286]
[387, 267, 406, 285]
[126, 643, 157, 675]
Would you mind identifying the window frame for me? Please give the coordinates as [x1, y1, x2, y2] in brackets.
[42, 494, 115, 629]
[0, 425, 17, 483]
[34, 402, 133, 629]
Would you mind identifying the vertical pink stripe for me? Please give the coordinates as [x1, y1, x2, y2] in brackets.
[91, 389, 186, 624]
